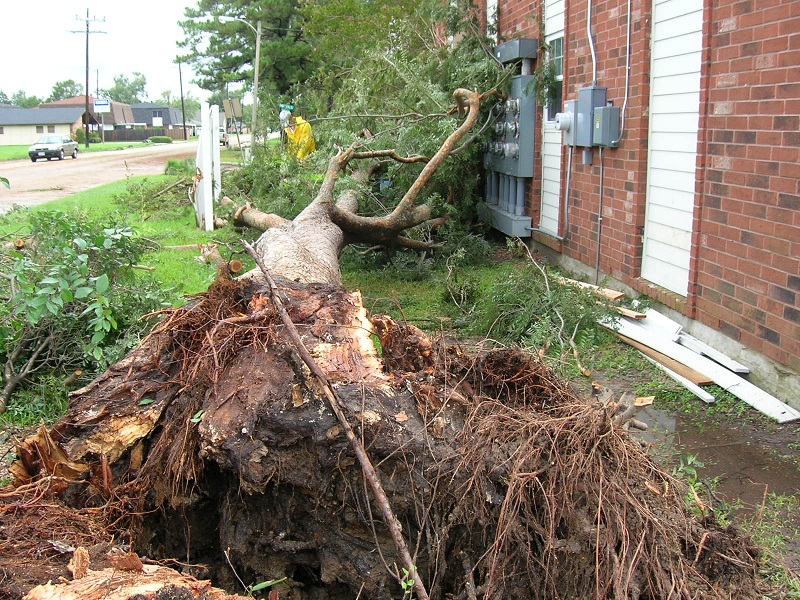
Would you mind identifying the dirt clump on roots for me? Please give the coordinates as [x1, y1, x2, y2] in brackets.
[4, 278, 767, 599]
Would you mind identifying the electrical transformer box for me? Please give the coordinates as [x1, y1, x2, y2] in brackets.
[593, 105, 620, 148]
[576, 86, 607, 147]
[483, 74, 536, 178]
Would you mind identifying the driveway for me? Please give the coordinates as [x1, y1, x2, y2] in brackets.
[0, 141, 200, 213]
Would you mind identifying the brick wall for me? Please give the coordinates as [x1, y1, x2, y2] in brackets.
[526, 0, 653, 294]
[494, 0, 799, 374]
[695, 0, 800, 372]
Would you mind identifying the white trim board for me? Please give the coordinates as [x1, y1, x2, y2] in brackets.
[641, 354, 716, 403]
[610, 318, 800, 423]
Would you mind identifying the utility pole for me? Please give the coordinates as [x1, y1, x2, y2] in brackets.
[178, 62, 188, 140]
[71, 9, 105, 149]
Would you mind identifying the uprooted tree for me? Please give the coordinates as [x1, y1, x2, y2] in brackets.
[7, 89, 763, 600]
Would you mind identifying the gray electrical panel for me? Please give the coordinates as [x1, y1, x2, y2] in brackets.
[494, 37, 538, 64]
[593, 105, 620, 147]
[576, 86, 607, 147]
[483, 74, 536, 177]
[481, 39, 538, 238]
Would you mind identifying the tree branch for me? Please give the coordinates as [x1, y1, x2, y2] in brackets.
[330, 88, 482, 242]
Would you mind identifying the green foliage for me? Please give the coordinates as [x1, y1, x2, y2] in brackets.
[249, 576, 287, 596]
[0, 209, 172, 414]
[148, 136, 173, 144]
[48, 80, 84, 102]
[0, 377, 69, 426]
[179, 0, 315, 101]
[10, 90, 42, 108]
[461, 241, 617, 370]
[113, 176, 190, 220]
[399, 567, 415, 599]
[102, 72, 147, 104]
[223, 145, 322, 219]
[164, 158, 194, 176]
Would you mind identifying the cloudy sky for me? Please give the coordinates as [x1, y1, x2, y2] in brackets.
[1, 0, 209, 103]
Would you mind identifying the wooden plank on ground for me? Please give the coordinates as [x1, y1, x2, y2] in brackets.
[678, 333, 750, 374]
[640, 355, 716, 403]
[555, 276, 627, 301]
[609, 318, 800, 423]
[615, 332, 713, 386]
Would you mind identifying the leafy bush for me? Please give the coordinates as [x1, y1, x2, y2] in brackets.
[164, 158, 194, 176]
[148, 136, 173, 144]
[113, 176, 190, 220]
[0, 210, 173, 413]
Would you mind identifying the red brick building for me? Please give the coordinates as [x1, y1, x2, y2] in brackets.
[482, 0, 799, 407]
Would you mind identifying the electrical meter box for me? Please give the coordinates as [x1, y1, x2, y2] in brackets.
[593, 105, 620, 147]
[555, 99, 578, 146]
[576, 86, 607, 147]
[483, 74, 536, 177]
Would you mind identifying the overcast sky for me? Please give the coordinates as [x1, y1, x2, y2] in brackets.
[1, 0, 209, 103]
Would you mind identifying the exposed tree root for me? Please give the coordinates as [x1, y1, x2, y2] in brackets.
[6, 280, 765, 600]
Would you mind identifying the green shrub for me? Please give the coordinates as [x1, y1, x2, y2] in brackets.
[0, 209, 173, 414]
[148, 136, 173, 144]
[164, 158, 194, 176]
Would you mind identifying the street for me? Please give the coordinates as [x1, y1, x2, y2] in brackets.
[0, 140, 200, 213]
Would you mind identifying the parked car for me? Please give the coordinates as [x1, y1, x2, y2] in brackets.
[195, 127, 229, 146]
[28, 135, 79, 162]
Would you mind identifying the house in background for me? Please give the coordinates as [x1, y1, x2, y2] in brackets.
[0, 106, 91, 145]
[132, 103, 190, 130]
[480, 0, 799, 407]
[41, 96, 136, 137]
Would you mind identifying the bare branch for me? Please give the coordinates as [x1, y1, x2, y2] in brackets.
[330, 88, 482, 242]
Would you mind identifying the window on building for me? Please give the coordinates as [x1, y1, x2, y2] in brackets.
[0, 127, 4, 134]
[36, 126, 44, 133]
[47, 125, 55, 133]
[153, 110, 163, 118]
[546, 36, 565, 122]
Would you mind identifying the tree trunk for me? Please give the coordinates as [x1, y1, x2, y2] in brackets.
[9, 89, 763, 600]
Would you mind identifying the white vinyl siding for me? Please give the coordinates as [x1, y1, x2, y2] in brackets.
[539, 0, 565, 237]
[641, 0, 703, 295]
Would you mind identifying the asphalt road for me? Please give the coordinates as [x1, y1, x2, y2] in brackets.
[0, 140, 200, 214]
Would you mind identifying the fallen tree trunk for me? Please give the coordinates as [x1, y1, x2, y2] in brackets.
[6, 88, 763, 599]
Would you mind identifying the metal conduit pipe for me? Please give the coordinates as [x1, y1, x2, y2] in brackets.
[613, 0, 632, 145]
[515, 176, 526, 216]
[587, 0, 598, 85]
[594, 146, 605, 285]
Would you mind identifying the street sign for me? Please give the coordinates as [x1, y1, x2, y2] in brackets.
[94, 98, 111, 113]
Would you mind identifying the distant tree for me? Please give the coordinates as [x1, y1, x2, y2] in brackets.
[48, 80, 84, 102]
[10, 90, 42, 108]
[0, 91, 10, 104]
[102, 73, 147, 104]
[178, 0, 316, 97]
[158, 90, 201, 116]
